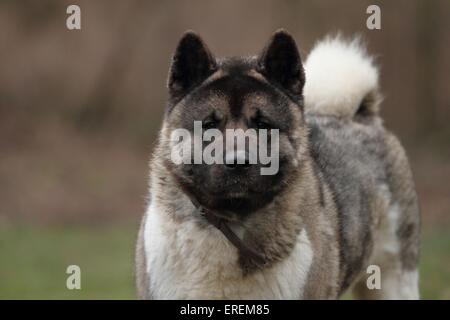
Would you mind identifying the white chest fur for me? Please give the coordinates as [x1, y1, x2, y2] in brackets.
[143, 201, 314, 299]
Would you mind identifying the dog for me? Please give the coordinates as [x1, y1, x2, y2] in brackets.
[135, 30, 420, 299]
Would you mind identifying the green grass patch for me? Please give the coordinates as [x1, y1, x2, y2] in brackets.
[0, 223, 136, 299]
[419, 226, 450, 299]
[0, 222, 449, 299]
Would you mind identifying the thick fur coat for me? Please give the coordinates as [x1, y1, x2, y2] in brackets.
[135, 31, 420, 299]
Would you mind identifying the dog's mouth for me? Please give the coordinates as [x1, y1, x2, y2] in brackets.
[194, 189, 275, 217]
[168, 159, 285, 216]
[206, 183, 252, 197]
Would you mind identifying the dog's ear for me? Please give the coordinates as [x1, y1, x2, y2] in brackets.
[257, 29, 305, 99]
[168, 31, 217, 99]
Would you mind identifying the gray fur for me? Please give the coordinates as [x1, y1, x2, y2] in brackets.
[135, 30, 420, 299]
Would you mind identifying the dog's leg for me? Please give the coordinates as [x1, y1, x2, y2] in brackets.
[355, 134, 420, 299]
[352, 195, 420, 300]
[353, 133, 420, 300]
[135, 212, 151, 299]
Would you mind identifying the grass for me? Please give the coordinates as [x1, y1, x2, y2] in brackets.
[419, 226, 450, 299]
[0, 222, 136, 299]
[0, 222, 449, 299]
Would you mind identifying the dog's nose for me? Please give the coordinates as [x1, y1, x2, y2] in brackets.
[224, 150, 251, 169]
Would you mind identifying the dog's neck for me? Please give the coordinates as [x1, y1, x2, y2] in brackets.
[182, 186, 268, 266]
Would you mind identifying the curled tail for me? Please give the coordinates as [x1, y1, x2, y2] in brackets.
[304, 35, 382, 120]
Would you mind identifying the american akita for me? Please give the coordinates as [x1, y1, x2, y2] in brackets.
[135, 30, 420, 299]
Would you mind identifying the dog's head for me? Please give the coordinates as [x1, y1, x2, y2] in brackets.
[160, 30, 308, 215]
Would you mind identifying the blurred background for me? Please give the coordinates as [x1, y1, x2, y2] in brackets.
[0, 0, 449, 299]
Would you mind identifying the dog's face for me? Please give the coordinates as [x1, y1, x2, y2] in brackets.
[161, 30, 307, 214]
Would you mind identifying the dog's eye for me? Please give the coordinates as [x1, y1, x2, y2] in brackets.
[202, 120, 217, 130]
[255, 120, 271, 130]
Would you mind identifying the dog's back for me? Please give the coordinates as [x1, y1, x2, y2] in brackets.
[303, 36, 420, 298]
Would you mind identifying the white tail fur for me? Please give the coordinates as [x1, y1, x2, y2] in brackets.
[304, 35, 380, 119]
